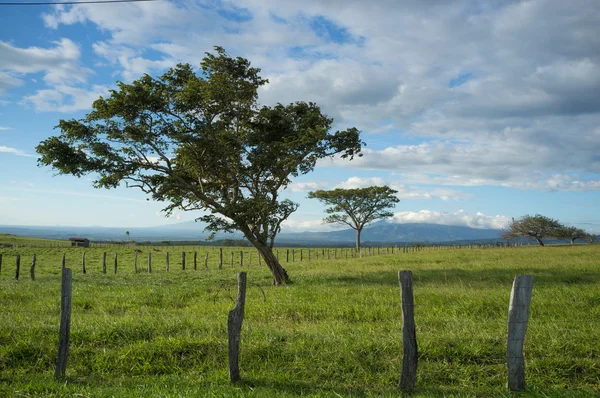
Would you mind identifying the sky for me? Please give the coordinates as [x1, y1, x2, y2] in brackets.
[0, 0, 599, 233]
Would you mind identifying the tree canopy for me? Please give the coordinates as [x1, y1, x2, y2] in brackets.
[308, 186, 399, 252]
[502, 214, 562, 246]
[36, 47, 364, 285]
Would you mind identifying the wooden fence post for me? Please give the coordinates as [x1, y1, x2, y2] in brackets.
[300, 249, 303, 262]
[507, 275, 534, 392]
[30, 254, 36, 280]
[182, 251, 186, 270]
[148, 252, 152, 273]
[219, 248, 223, 270]
[193, 251, 197, 270]
[240, 251, 243, 267]
[286, 249, 289, 263]
[308, 249, 310, 262]
[82, 251, 86, 274]
[399, 270, 417, 392]
[0, 253, 2, 275]
[204, 252, 209, 270]
[134, 252, 138, 274]
[15, 254, 20, 280]
[55, 267, 72, 378]
[62, 253, 66, 268]
[249, 252, 252, 265]
[102, 252, 107, 274]
[292, 249, 295, 262]
[166, 252, 169, 271]
[231, 251, 234, 267]
[228, 272, 247, 383]
[114, 253, 118, 274]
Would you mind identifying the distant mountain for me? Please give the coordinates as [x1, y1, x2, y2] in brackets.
[277, 221, 503, 244]
[0, 220, 505, 245]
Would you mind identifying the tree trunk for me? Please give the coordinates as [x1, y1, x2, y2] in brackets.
[535, 237, 545, 246]
[255, 244, 289, 285]
[570, 239, 575, 245]
[356, 228, 362, 254]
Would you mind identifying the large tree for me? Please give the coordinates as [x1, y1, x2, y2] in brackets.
[36, 47, 363, 285]
[308, 186, 399, 253]
[502, 214, 562, 246]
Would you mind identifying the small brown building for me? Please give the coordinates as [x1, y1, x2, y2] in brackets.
[69, 237, 90, 248]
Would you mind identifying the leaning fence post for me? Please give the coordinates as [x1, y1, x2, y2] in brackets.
[15, 254, 20, 280]
[399, 270, 417, 392]
[228, 272, 247, 383]
[507, 275, 534, 392]
[30, 254, 36, 280]
[55, 267, 72, 379]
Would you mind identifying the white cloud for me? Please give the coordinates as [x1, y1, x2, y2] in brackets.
[0, 126, 11, 131]
[335, 176, 469, 200]
[281, 218, 340, 232]
[390, 210, 510, 230]
[22, 84, 110, 113]
[287, 181, 328, 193]
[0, 146, 33, 157]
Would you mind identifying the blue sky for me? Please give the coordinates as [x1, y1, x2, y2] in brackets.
[1, 0, 599, 233]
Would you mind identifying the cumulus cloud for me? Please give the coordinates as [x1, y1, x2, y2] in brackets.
[334, 176, 469, 200]
[0, 38, 104, 112]
[22, 84, 110, 113]
[287, 181, 328, 193]
[390, 210, 510, 230]
[281, 218, 340, 232]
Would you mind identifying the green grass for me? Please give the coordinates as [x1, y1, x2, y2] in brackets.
[0, 244, 599, 397]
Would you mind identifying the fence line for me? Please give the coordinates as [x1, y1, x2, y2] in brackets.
[0, 243, 532, 277]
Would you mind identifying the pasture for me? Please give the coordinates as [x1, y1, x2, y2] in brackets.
[0, 243, 599, 397]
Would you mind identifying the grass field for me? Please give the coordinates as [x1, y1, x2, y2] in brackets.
[0, 243, 599, 397]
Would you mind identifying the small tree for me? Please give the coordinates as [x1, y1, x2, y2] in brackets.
[308, 186, 399, 253]
[125, 231, 130, 241]
[502, 214, 562, 246]
[556, 226, 588, 244]
[585, 233, 597, 243]
[36, 47, 363, 285]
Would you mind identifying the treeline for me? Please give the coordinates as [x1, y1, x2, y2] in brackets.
[503, 214, 596, 246]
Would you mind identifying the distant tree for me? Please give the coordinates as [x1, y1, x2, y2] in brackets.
[502, 214, 562, 246]
[35, 47, 363, 285]
[308, 186, 399, 253]
[555, 226, 588, 244]
[586, 233, 597, 244]
[125, 231, 130, 241]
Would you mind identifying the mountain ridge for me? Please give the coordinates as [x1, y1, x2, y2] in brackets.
[0, 220, 505, 244]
